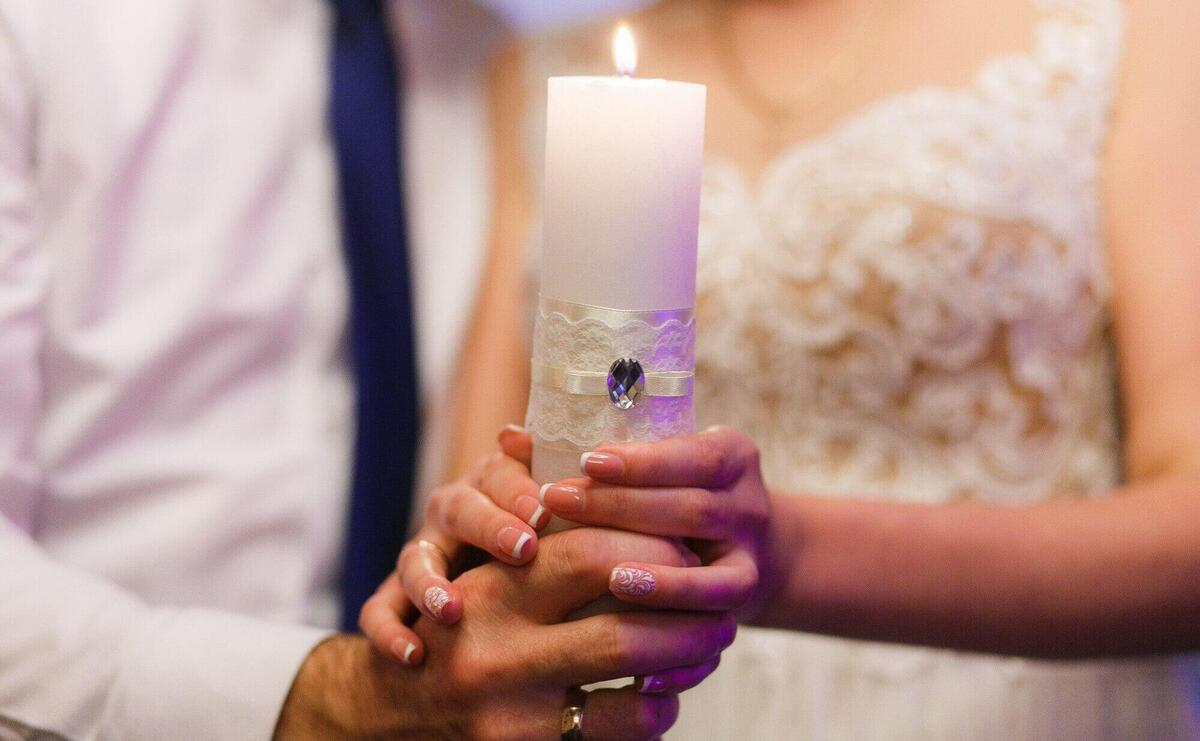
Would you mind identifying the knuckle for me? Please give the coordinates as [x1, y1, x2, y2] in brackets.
[441, 484, 476, 532]
[603, 486, 633, 522]
[626, 531, 687, 567]
[480, 451, 506, 480]
[686, 490, 729, 535]
[543, 528, 604, 578]
[629, 532, 688, 568]
[600, 621, 635, 670]
[458, 565, 506, 608]
[694, 437, 740, 487]
[694, 440, 725, 483]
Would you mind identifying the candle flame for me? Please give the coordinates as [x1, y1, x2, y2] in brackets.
[613, 24, 637, 76]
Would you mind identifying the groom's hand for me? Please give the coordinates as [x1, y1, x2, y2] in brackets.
[355, 429, 551, 664]
[289, 527, 735, 740]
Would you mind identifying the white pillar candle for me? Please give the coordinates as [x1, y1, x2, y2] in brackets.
[527, 26, 707, 486]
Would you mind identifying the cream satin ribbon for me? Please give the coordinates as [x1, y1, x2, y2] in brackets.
[534, 296, 695, 400]
[531, 364, 694, 397]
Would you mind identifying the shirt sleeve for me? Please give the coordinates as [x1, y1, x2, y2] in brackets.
[0, 14, 331, 741]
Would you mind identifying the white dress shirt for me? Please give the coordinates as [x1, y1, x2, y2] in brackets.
[0, 1, 502, 738]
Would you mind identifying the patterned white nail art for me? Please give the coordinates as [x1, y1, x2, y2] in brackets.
[511, 532, 532, 559]
[402, 642, 416, 665]
[423, 585, 450, 620]
[528, 503, 546, 527]
[610, 567, 656, 596]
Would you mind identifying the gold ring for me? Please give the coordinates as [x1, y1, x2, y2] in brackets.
[560, 705, 584, 741]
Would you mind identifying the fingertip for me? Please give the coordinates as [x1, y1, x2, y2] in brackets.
[541, 483, 585, 516]
[609, 564, 657, 599]
[498, 425, 534, 464]
[421, 582, 458, 623]
[440, 586, 465, 623]
[391, 636, 423, 666]
[580, 451, 625, 478]
[515, 494, 551, 530]
[497, 525, 537, 562]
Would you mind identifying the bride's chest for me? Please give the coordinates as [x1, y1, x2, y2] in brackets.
[690, 94, 1122, 500]
[691, 81, 1119, 486]
[695, 82, 1111, 367]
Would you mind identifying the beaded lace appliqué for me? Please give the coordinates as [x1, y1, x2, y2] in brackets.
[693, 0, 1125, 504]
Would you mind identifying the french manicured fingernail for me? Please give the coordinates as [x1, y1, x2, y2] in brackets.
[517, 495, 548, 528]
[542, 484, 584, 514]
[423, 585, 450, 620]
[498, 526, 532, 559]
[638, 675, 667, 694]
[610, 566, 656, 596]
[528, 504, 547, 527]
[393, 639, 416, 665]
[704, 424, 723, 433]
[502, 424, 525, 435]
[580, 452, 624, 477]
[538, 482, 552, 503]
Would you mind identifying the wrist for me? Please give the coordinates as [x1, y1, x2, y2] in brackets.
[274, 634, 435, 740]
[743, 491, 801, 628]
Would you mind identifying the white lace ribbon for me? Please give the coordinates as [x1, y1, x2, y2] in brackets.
[525, 296, 696, 449]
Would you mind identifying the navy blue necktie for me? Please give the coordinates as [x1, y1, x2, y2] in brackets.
[328, 0, 420, 631]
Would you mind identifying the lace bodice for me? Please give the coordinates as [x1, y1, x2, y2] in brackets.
[524, 0, 1126, 506]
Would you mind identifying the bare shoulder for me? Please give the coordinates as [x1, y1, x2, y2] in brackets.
[1104, 0, 1200, 212]
[1116, 0, 1200, 97]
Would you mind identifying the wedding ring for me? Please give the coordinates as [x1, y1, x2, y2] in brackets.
[560, 705, 585, 741]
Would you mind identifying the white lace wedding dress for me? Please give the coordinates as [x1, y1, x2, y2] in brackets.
[521, 0, 1196, 737]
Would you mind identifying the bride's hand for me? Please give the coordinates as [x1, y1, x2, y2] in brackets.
[361, 425, 770, 664]
[359, 426, 551, 664]
[541, 426, 773, 616]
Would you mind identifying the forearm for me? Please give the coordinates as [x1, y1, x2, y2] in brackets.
[444, 39, 535, 481]
[444, 269, 530, 480]
[753, 479, 1200, 658]
[0, 518, 328, 740]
